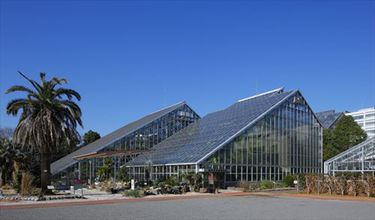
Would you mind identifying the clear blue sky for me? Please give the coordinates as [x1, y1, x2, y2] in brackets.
[1, 0, 374, 136]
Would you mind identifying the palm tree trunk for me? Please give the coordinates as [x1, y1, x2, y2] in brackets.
[40, 150, 51, 193]
[0, 169, 3, 187]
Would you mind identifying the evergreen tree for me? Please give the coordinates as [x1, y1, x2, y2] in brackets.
[83, 130, 101, 146]
[323, 115, 367, 161]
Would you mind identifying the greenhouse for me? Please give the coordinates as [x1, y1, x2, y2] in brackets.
[324, 136, 375, 175]
[51, 102, 200, 185]
[127, 88, 323, 186]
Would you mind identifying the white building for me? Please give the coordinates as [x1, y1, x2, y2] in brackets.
[345, 107, 375, 137]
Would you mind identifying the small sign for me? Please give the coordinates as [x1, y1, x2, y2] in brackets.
[293, 180, 298, 185]
[198, 168, 205, 172]
[131, 179, 135, 190]
[47, 185, 55, 190]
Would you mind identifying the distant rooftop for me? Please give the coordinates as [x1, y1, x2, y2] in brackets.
[346, 107, 375, 114]
[316, 110, 344, 129]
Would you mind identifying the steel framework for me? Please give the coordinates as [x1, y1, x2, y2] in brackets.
[324, 136, 375, 175]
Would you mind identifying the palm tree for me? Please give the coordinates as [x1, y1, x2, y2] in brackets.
[6, 71, 83, 193]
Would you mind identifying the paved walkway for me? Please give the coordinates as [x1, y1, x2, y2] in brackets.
[1, 191, 374, 210]
[0, 192, 216, 210]
[1, 193, 374, 220]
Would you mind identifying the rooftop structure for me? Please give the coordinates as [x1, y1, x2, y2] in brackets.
[128, 88, 323, 185]
[324, 136, 375, 175]
[316, 110, 345, 129]
[51, 101, 200, 183]
[345, 107, 375, 137]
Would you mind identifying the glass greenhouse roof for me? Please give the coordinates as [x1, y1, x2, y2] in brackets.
[324, 136, 375, 174]
[316, 110, 344, 129]
[128, 89, 298, 166]
[51, 101, 191, 175]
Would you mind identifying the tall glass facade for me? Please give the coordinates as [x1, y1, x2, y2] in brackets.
[201, 94, 322, 185]
[128, 93, 323, 186]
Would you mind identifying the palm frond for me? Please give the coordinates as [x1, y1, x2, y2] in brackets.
[40, 72, 47, 85]
[18, 71, 43, 94]
[5, 85, 36, 95]
[54, 88, 81, 100]
[6, 98, 29, 115]
[51, 77, 68, 85]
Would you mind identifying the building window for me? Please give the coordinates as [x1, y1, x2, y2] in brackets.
[365, 121, 375, 127]
[352, 115, 364, 120]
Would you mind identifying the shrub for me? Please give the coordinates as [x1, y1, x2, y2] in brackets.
[324, 175, 336, 195]
[335, 175, 347, 195]
[187, 173, 202, 192]
[249, 182, 260, 191]
[153, 177, 166, 187]
[117, 167, 130, 182]
[305, 174, 317, 194]
[20, 172, 33, 196]
[97, 158, 113, 181]
[123, 189, 143, 198]
[100, 180, 116, 192]
[364, 175, 375, 197]
[1, 184, 13, 190]
[157, 180, 166, 188]
[164, 176, 178, 187]
[283, 175, 295, 187]
[31, 188, 42, 196]
[260, 180, 274, 190]
[302, 174, 375, 197]
[238, 181, 251, 191]
[296, 173, 305, 190]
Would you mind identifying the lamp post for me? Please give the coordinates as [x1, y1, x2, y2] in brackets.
[89, 160, 92, 185]
[294, 180, 299, 192]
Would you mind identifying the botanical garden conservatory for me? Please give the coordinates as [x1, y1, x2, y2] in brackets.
[52, 88, 323, 187]
[324, 136, 375, 175]
[51, 102, 200, 184]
